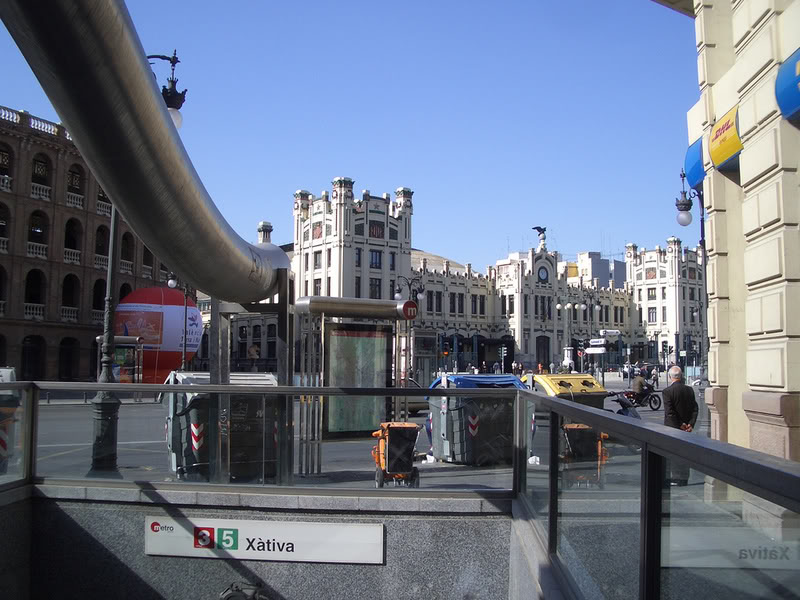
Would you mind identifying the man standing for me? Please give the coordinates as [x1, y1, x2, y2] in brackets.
[662, 366, 698, 486]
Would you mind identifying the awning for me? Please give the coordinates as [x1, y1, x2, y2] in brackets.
[683, 137, 705, 189]
[709, 105, 743, 169]
[776, 47, 800, 120]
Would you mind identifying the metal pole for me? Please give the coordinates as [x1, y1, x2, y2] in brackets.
[180, 286, 187, 370]
[90, 205, 121, 475]
[699, 202, 709, 385]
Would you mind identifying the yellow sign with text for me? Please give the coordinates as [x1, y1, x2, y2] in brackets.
[709, 105, 743, 168]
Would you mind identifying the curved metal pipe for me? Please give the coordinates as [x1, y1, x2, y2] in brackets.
[295, 297, 416, 320]
[0, 0, 288, 302]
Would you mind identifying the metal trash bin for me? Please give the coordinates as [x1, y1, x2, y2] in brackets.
[165, 371, 280, 483]
[427, 374, 525, 466]
[532, 374, 607, 409]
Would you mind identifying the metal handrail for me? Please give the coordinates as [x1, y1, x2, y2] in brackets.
[521, 389, 800, 514]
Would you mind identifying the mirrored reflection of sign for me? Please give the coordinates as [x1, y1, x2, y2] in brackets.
[145, 516, 383, 564]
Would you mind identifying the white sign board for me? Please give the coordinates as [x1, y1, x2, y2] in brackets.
[600, 329, 620, 337]
[585, 347, 606, 354]
[144, 516, 383, 564]
[626, 348, 631, 355]
[589, 339, 606, 346]
[680, 350, 687, 357]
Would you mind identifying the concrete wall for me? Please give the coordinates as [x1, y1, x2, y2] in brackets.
[0, 487, 32, 600]
[24, 486, 512, 600]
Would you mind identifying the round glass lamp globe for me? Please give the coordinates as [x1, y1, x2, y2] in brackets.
[168, 108, 183, 130]
[677, 211, 693, 226]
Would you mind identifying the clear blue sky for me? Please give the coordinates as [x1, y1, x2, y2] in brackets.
[1, 1, 700, 269]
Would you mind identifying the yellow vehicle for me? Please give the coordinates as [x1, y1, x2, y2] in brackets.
[371, 422, 420, 488]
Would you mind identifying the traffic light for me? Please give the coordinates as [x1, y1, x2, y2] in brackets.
[499, 346, 508, 359]
[443, 341, 450, 356]
[577, 340, 585, 351]
[661, 341, 668, 353]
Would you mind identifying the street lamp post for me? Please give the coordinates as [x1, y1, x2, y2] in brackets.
[88, 49, 187, 475]
[146, 50, 187, 129]
[394, 275, 425, 387]
[90, 205, 120, 475]
[168, 273, 189, 370]
[579, 289, 603, 373]
[676, 168, 708, 384]
[555, 300, 573, 371]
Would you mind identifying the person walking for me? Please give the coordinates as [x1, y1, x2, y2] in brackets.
[492, 361, 501, 374]
[651, 366, 659, 389]
[662, 366, 699, 486]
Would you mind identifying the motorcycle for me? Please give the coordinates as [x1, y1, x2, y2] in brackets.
[608, 391, 642, 419]
[623, 388, 662, 411]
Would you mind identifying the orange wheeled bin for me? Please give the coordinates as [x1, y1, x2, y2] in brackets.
[371, 422, 420, 488]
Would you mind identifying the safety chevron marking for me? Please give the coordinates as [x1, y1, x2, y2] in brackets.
[0, 426, 7, 457]
[191, 423, 204, 451]
[468, 415, 479, 437]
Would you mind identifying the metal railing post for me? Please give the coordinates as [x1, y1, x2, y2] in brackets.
[548, 409, 559, 554]
[640, 445, 663, 599]
[513, 390, 527, 494]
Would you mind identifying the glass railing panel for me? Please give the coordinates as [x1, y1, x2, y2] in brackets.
[556, 415, 642, 599]
[660, 457, 800, 599]
[524, 395, 550, 530]
[36, 388, 173, 480]
[33, 385, 516, 490]
[297, 393, 515, 490]
[0, 386, 27, 484]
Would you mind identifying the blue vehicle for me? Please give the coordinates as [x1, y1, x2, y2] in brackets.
[425, 374, 527, 465]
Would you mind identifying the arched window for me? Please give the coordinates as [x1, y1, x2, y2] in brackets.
[21, 335, 46, 380]
[64, 218, 82, 249]
[28, 211, 48, 244]
[92, 279, 106, 310]
[24, 269, 46, 304]
[31, 154, 51, 185]
[0, 143, 12, 192]
[62, 274, 80, 307]
[120, 232, 135, 262]
[58, 337, 81, 381]
[0, 265, 7, 315]
[67, 164, 84, 193]
[0, 202, 9, 240]
[267, 324, 277, 338]
[95, 225, 109, 256]
[142, 247, 154, 267]
[119, 283, 132, 301]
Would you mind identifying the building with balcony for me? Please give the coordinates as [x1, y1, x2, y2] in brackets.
[0, 105, 172, 380]
[625, 237, 706, 368]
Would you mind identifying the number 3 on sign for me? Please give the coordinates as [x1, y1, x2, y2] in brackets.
[193, 526, 215, 548]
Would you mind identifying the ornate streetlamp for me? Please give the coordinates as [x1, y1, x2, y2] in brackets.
[90, 50, 188, 475]
[555, 300, 574, 371]
[676, 168, 708, 383]
[146, 50, 187, 129]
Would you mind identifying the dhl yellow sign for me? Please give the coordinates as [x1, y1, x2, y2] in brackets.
[709, 105, 743, 168]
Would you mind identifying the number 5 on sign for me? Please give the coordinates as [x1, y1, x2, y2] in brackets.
[194, 526, 214, 548]
[217, 528, 238, 550]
